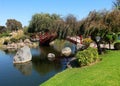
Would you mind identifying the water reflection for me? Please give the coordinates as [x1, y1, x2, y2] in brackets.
[12, 46, 63, 76]
[0, 41, 76, 86]
[4, 45, 73, 77]
[13, 61, 32, 76]
[32, 58, 62, 75]
[39, 46, 60, 58]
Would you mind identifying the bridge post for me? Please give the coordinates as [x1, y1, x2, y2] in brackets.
[79, 35, 82, 44]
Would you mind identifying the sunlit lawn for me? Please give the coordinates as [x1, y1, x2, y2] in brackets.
[41, 50, 120, 86]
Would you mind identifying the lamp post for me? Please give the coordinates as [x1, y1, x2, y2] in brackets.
[95, 36, 102, 55]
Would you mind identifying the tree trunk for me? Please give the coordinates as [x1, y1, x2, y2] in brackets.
[96, 42, 102, 55]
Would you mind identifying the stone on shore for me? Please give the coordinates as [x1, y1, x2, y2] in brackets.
[67, 57, 80, 68]
[13, 46, 32, 63]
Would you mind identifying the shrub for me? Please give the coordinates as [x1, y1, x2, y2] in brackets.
[10, 38, 18, 43]
[114, 42, 120, 50]
[83, 38, 93, 48]
[0, 32, 10, 38]
[19, 35, 29, 41]
[0, 38, 4, 45]
[76, 47, 99, 66]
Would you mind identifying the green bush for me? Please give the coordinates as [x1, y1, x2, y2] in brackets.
[10, 38, 18, 43]
[0, 32, 10, 38]
[83, 38, 93, 46]
[114, 42, 120, 50]
[76, 47, 99, 66]
[19, 35, 29, 41]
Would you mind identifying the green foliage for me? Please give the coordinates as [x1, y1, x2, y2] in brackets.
[81, 9, 120, 44]
[19, 35, 29, 41]
[0, 26, 7, 33]
[6, 19, 22, 31]
[114, 42, 120, 50]
[76, 47, 99, 66]
[0, 32, 10, 37]
[112, 34, 118, 41]
[83, 38, 93, 46]
[105, 34, 113, 41]
[23, 26, 29, 34]
[41, 51, 120, 86]
[28, 13, 79, 39]
[10, 38, 18, 43]
[53, 39, 72, 52]
[104, 33, 118, 44]
[28, 13, 61, 33]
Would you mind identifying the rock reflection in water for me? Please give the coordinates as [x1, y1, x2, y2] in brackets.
[32, 57, 62, 76]
[39, 46, 60, 59]
[13, 61, 32, 76]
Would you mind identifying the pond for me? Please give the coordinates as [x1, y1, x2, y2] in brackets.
[0, 41, 76, 86]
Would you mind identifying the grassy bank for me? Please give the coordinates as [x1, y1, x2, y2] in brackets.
[41, 50, 120, 86]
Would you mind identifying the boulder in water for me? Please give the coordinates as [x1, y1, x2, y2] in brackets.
[13, 46, 32, 63]
[62, 47, 72, 57]
[47, 53, 55, 61]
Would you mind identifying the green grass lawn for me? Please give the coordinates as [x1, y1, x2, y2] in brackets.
[41, 50, 120, 86]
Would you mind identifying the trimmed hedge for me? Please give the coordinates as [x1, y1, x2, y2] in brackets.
[76, 47, 99, 66]
[114, 42, 120, 50]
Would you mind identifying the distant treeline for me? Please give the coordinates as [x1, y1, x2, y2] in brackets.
[0, 0, 120, 40]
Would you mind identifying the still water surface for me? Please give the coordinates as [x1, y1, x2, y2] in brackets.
[0, 42, 76, 86]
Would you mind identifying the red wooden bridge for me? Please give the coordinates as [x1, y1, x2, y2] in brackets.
[39, 32, 57, 46]
[39, 31, 82, 45]
[66, 35, 83, 44]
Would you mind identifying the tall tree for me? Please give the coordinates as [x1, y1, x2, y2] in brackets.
[0, 26, 7, 33]
[6, 19, 22, 31]
[105, 10, 120, 33]
[28, 13, 61, 33]
[81, 10, 109, 54]
[65, 14, 79, 36]
[84, 10, 108, 39]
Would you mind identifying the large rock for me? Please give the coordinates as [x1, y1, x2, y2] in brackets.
[61, 47, 72, 56]
[67, 57, 80, 68]
[13, 46, 32, 63]
[49, 41, 55, 46]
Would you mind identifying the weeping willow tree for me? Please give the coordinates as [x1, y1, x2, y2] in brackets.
[53, 14, 80, 39]
[78, 8, 120, 51]
[28, 13, 61, 33]
[65, 14, 79, 36]
[82, 10, 108, 40]
[53, 19, 69, 39]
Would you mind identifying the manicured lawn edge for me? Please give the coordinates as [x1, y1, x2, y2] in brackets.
[41, 50, 120, 86]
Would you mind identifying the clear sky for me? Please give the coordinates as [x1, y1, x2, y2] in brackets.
[0, 0, 114, 26]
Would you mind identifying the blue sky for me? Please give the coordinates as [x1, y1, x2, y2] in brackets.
[0, 0, 114, 26]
